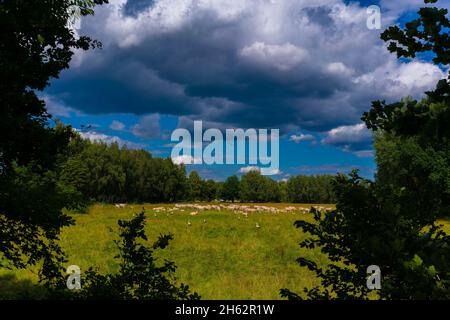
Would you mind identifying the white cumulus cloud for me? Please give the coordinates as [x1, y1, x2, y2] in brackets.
[110, 120, 126, 131]
[171, 155, 201, 165]
[80, 131, 144, 149]
[240, 42, 309, 71]
[239, 166, 261, 174]
[322, 123, 371, 145]
[239, 166, 281, 175]
[290, 133, 316, 143]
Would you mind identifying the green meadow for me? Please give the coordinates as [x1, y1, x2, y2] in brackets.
[1, 203, 450, 300]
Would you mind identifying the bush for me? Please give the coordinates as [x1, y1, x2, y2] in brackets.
[43, 211, 200, 300]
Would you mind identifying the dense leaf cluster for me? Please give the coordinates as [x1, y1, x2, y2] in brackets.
[0, 0, 107, 270]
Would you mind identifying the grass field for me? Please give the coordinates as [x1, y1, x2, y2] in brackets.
[1, 203, 450, 300]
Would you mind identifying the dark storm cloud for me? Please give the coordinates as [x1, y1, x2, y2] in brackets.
[122, 0, 155, 17]
[301, 6, 334, 27]
[47, 0, 445, 149]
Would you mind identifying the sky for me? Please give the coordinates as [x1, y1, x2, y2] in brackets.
[43, 0, 448, 181]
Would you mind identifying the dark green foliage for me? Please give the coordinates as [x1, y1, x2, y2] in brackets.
[282, 171, 450, 300]
[220, 175, 240, 202]
[369, 0, 450, 142]
[120, 148, 187, 203]
[286, 175, 336, 204]
[61, 137, 188, 203]
[0, 0, 107, 270]
[283, 0, 450, 300]
[237, 172, 335, 203]
[364, 3, 450, 213]
[374, 131, 450, 216]
[0, 0, 107, 172]
[185, 172, 218, 202]
[239, 171, 281, 203]
[381, 0, 448, 66]
[1, 0, 199, 300]
[187, 171, 204, 201]
[0, 129, 76, 270]
[204, 180, 218, 202]
[43, 212, 200, 300]
[58, 134, 337, 204]
[58, 157, 91, 211]
[278, 180, 289, 203]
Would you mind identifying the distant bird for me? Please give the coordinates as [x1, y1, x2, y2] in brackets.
[80, 124, 93, 131]
[256, 223, 261, 229]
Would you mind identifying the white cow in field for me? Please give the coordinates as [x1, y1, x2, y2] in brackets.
[115, 203, 127, 208]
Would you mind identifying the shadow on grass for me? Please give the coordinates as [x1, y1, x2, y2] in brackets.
[0, 273, 48, 300]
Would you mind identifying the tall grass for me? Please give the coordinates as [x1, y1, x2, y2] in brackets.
[1, 203, 449, 299]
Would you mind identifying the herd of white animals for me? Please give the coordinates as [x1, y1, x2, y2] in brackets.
[115, 203, 332, 216]
[113, 203, 333, 229]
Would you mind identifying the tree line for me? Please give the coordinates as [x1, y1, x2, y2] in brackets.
[57, 133, 336, 207]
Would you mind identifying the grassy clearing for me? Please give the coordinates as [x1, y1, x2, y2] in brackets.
[1, 203, 450, 300]
[61, 203, 332, 299]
